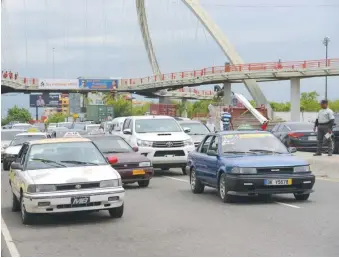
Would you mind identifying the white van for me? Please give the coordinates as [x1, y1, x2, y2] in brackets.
[120, 115, 195, 174]
[110, 117, 127, 135]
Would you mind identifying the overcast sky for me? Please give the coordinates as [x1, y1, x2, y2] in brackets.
[1, 0, 339, 116]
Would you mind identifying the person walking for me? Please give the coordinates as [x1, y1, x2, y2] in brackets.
[313, 100, 335, 156]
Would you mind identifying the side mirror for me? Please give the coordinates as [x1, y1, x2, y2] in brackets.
[206, 150, 218, 156]
[288, 147, 297, 153]
[107, 156, 118, 164]
[132, 146, 139, 152]
[183, 127, 191, 133]
[123, 129, 132, 135]
[11, 162, 23, 170]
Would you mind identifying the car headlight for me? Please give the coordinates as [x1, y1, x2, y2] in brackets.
[137, 139, 153, 147]
[27, 184, 56, 193]
[100, 179, 121, 188]
[293, 165, 310, 173]
[183, 139, 194, 146]
[231, 167, 257, 174]
[139, 161, 151, 167]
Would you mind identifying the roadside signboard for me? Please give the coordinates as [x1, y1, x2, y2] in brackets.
[29, 93, 60, 108]
[38, 79, 79, 90]
[79, 79, 119, 91]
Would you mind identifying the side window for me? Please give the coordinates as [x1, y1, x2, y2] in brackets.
[122, 119, 130, 130]
[280, 125, 289, 132]
[200, 136, 213, 154]
[17, 144, 29, 165]
[128, 119, 133, 132]
[208, 136, 218, 153]
[271, 124, 280, 132]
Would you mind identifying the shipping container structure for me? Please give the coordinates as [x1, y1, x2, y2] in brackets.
[149, 104, 177, 117]
[86, 105, 114, 123]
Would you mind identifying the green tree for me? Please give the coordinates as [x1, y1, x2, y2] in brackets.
[48, 113, 67, 123]
[300, 91, 319, 112]
[132, 102, 151, 116]
[2, 106, 32, 125]
[105, 96, 132, 117]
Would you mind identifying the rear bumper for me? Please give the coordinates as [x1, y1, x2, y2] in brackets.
[225, 173, 315, 196]
[116, 167, 154, 183]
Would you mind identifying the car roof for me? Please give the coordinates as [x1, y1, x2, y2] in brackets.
[15, 132, 47, 136]
[85, 134, 122, 139]
[216, 130, 272, 135]
[130, 115, 174, 120]
[1, 129, 25, 132]
[178, 120, 202, 124]
[30, 137, 91, 145]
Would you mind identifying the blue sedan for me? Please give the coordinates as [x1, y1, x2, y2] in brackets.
[186, 131, 315, 203]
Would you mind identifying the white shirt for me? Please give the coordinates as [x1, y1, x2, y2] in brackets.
[317, 108, 334, 124]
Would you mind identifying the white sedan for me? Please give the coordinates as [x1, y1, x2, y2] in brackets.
[9, 137, 125, 225]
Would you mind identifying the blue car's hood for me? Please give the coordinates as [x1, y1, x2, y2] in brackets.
[221, 154, 308, 167]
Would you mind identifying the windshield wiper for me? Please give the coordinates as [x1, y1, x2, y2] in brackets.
[249, 149, 283, 154]
[31, 158, 66, 167]
[60, 160, 100, 166]
[102, 151, 122, 154]
[190, 133, 205, 135]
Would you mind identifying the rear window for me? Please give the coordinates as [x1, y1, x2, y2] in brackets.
[288, 123, 313, 131]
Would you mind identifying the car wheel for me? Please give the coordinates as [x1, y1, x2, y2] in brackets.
[3, 160, 10, 171]
[294, 193, 310, 201]
[219, 173, 232, 203]
[138, 180, 150, 188]
[190, 168, 204, 194]
[108, 203, 124, 218]
[11, 193, 20, 212]
[20, 196, 34, 225]
[181, 167, 187, 175]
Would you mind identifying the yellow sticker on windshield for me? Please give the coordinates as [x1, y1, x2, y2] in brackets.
[239, 134, 272, 139]
[28, 128, 39, 132]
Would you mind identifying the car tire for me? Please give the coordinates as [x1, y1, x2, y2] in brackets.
[218, 173, 232, 203]
[3, 160, 10, 171]
[138, 180, 150, 188]
[181, 167, 187, 175]
[294, 193, 310, 201]
[20, 196, 34, 225]
[190, 168, 204, 194]
[12, 193, 20, 212]
[108, 203, 124, 218]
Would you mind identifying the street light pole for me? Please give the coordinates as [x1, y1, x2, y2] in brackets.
[323, 36, 330, 100]
[52, 47, 55, 78]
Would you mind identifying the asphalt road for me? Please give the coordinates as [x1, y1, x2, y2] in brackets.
[1, 166, 339, 257]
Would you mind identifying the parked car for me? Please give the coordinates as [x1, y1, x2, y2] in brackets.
[86, 135, 154, 187]
[9, 137, 125, 224]
[178, 120, 210, 148]
[12, 123, 32, 130]
[186, 131, 315, 202]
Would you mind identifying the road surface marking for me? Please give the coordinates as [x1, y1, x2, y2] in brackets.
[275, 202, 300, 209]
[163, 176, 189, 183]
[1, 217, 20, 257]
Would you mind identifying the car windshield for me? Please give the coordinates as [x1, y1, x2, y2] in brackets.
[1, 131, 24, 141]
[58, 122, 72, 129]
[135, 119, 182, 133]
[180, 122, 209, 135]
[86, 125, 100, 131]
[221, 133, 288, 154]
[71, 123, 86, 130]
[11, 135, 47, 146]
[12, 124, 31, 130]
[288, 123, 313, 131]
[89, 136, 133, 153]
[26, 141, 107, 170]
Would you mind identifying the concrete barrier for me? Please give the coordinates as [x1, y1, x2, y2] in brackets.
[295, 152, 339, 180]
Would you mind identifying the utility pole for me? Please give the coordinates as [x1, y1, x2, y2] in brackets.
[323, 37, 330, 100]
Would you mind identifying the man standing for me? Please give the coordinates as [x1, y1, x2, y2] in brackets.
[220, 107, 233, 131]
[36, 95, 45, 107]
[314, 100, 335, 156]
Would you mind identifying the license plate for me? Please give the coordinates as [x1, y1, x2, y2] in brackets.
[71, 197, 89, 205]
[133, 169, 145, 175]
[264, 179, 292, 185]
[308, 136, 317, 141]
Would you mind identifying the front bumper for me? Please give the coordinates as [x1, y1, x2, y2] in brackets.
[116, 166, 154, 183]
[225, 173, 315, 196]
[22, 187, 125, 214]
[138, 145, 195, 168]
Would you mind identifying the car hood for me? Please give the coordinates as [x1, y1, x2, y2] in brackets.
[188, 134, 206, 143]
[221, 154, 309, 167]
[136, 132, 191, 141]
[26, 165, 120, 185]
[1, 141, 11, 148]
[103, 152, 150, 163]
[4, 145, 22, 155]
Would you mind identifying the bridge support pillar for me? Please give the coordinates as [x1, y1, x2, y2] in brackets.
[290, 78, 301, 122]
[223, 82, 232, 106]
[181, 99, 188, 118]
[159, 96, 171, 104]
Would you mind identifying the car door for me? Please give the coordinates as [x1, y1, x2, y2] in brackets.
[204, 136, 219, 187]
[11, 144, 29, 197]
[194, 135, 213, 183]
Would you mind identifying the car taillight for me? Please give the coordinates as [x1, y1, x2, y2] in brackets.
[288, 132, 304, 138]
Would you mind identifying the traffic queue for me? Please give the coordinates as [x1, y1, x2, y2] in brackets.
[1, 116, 317, 225]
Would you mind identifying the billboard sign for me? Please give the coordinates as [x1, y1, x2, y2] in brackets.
[79, 79, 118, 91]
[30, 93, 60, 108]
[38, 79, 79, 90]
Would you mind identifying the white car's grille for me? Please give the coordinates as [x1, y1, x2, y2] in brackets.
[56, 182, 100, 191]
[152, 141, 184, 148]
